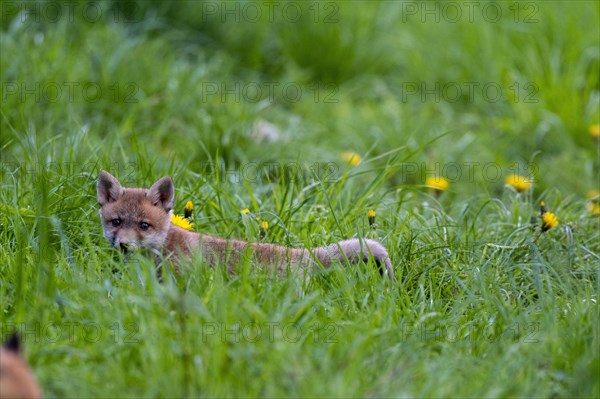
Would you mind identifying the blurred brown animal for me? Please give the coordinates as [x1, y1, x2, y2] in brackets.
[0, 333, 42, 399]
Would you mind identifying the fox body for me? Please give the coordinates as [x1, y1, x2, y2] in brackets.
[0, 334, 42, 399]
[97, 171, 394, 279]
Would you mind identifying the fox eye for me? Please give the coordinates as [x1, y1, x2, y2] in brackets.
[111, 219, 121, 227]
[139, 222, 150, 230]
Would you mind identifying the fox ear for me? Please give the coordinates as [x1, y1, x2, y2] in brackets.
[147, 176, 174, 212]
[3, 332, 21, 353]
[97, 171, 124, 205]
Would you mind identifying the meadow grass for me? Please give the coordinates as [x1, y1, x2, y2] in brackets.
[1, 1, 599, 397]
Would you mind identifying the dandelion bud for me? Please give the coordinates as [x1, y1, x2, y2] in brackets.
[540, 201, 547, 216]
[260, 220, 269, 238]
[368, 209, 376, 227]
[184, 201, 194, 220]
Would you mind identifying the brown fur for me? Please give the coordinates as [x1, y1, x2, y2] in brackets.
[0, 334, 42, 399]
[98, 171, 394, 280]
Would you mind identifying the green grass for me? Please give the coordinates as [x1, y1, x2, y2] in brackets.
[1, 0, 599, 397]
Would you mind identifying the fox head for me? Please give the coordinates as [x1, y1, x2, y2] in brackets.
[97, 171, 174, 254]
[0, 333, 42, 399]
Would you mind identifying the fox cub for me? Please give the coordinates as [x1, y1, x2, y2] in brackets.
[0, 334, 42, 399]
[97, 171, 394, 279]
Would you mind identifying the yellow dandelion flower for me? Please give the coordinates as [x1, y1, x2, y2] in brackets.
[368, 209, 376, 227]
[541, 212, 558, 232]
[587, 191, 600, 216]
[587, 202, 600, 215]
[590, 124, 600, 138]
[505, 175, 532, 192]
[425, 176, 449, 192]
[184, 200, 194, 219]
[171, 214, 194, 231]
[340, 151, 362, 166]
[241, 208, 250, 215]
